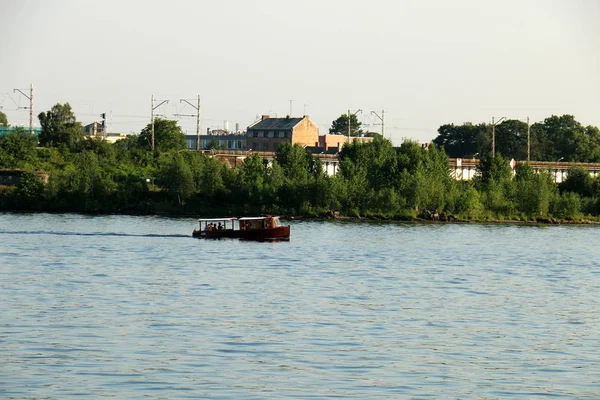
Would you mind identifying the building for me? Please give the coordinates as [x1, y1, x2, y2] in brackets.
[246, 115, 319, 152]
[317, 134, 373, 151]
[185, 129, 247, 150]
[0, 126, 41, 136]
[83, 122, 129, 144]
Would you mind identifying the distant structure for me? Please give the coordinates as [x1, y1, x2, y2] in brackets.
[83, 122, 129, 144]
[0, 126, 41, 136]
[184, 127, 246, 150]
[246, 115, 319, 152]
[315, 134, 373, 152]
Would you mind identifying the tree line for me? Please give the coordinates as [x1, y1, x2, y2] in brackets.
[1, 105, 599, 221]
[433, 115, 600, 162]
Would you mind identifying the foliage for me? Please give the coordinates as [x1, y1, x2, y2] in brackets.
[157, 153, 195, 206]
[0, 127, 38, 168]
[559, 167, 594, 197]
[0, 111, 8, 127]
[433, 122, 488, 158]
[433, 114, 600, 163]
[138, 118, 186, 152]
[514, 164, 554, 217]
[14, 172, 45, 209]
[38, 103, 84, 148]
[329, 113, 364, 137]
[2, 100, 600, 221]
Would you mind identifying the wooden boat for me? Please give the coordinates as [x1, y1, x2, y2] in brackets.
[192, 216, 290, 241]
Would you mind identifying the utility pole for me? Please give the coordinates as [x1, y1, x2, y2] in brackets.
[13, 84, 33, 135]
[151, 95, 169, 151]
[527, 116, 531, 162]
[174, 95, 201, 150]
[100, 112, 107, 137]
[371, 110, 385, 138]
[491, 116, 505, 158]
[347, 109, 362, 143]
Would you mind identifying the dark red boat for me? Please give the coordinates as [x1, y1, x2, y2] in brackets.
[192, 216, 290, 241]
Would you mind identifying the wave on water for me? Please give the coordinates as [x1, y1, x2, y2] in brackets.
[0, 230, 190, 238]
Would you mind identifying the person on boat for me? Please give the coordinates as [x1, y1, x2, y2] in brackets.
[218, 222, 223, 231]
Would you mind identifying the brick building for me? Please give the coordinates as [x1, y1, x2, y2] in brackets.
[246, 115, 319, 152]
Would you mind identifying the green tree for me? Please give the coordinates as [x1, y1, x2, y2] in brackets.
[0, 127, 38, 168]
[38, 103, 84, 148]
[0, 111, 8, 127]
[139, 118, 186, 152]
[495, 119, 528, 160]
[433, 122, 488, 158]
[14, 171, 45, 209]
[559, 167, 594, 198]
[275, 142, 313, 183]
[157, 154, 195, 206]
[475, 154, 516, 214]
[329, 113, 363, 137]
[537, 115, 585, 162]
[476, 154, 513, 184]
[514, 164, 554, 217]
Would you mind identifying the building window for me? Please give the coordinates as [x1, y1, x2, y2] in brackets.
[263, 142, 269, 150]
[258, 131, 264, 138]
[268, 131, 274, 138]
[278, 131, 284, 138]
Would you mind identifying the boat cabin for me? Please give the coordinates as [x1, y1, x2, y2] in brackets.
[238, 216, 282, 230]
[197, 217, 236, 232]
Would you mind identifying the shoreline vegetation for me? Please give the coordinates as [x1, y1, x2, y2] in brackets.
[1, 107, 600, 225]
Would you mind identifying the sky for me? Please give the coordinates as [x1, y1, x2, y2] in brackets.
[1, 0, 599, 145]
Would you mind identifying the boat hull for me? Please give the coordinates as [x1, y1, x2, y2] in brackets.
[192, 225, 290, 241]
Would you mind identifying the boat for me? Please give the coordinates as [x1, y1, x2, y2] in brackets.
[192, 216, 290, 241]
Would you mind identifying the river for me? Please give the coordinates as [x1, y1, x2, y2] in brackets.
[1, 213, 599, 399]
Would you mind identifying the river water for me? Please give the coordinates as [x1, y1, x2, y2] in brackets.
[1, 213, 599, 399]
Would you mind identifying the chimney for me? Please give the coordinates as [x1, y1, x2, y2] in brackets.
[261, 115, 270, 121]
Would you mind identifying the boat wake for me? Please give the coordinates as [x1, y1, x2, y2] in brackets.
[0, 230, 190, 238]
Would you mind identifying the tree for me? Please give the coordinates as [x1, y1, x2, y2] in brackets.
[514, 164, 554, 217]
[275, 142, 312, 183]
[559, 167, 594, 198]
[138, 118, 186, 152]
[157, 153, 195, 205]
[14, 171, 45, 209]
[494, 119, 528, 160]
[38, 103, 84, 148]
[329, 113, 363, 137]
[0, 111, 8, 127]
[433, 122, 488, 158]
[0, 127, 38, 168]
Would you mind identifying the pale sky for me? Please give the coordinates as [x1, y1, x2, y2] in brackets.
[2, 0, 599, 144]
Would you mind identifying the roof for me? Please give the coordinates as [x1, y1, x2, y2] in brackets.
[248, 117, 303, 131]
[197, 217, 237, 222]
[238, 216, 279, 221]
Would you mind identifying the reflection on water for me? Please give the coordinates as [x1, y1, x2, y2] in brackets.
[1, 213, 599, 399]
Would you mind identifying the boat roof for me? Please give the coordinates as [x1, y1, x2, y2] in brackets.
[238, 216, 280, 221]
[197, 217, 237, 222]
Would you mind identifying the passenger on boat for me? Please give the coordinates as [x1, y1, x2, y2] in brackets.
[218, 222, 223, 231]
